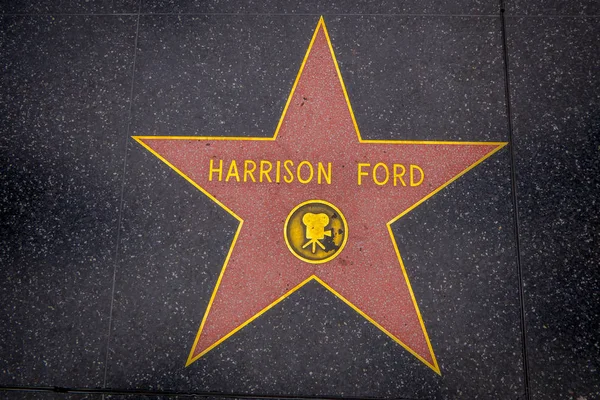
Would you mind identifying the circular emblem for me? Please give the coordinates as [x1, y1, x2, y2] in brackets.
[284, 200, 348, 264]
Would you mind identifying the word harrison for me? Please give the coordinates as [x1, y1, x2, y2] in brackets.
[208, 159, 425, 187]
[209, 159, 332, 185]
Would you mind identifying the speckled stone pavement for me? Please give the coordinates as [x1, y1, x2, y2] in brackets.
[0, 1, 598, 400]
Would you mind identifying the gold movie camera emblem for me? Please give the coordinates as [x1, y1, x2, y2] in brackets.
[284, 200, 348, 264]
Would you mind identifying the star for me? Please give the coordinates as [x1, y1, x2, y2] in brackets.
[134, 17, 506, 375]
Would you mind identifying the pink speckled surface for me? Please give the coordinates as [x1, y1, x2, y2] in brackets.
[140, 24, 502, 366]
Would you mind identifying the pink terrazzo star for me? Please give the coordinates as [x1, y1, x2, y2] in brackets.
[135, 17, 506, 374]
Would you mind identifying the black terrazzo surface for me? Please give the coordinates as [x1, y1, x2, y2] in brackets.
[139, 0, 499, 16]
[0, 14, 137, 388]
[0, 0, 139, 14]
[507, 16, 600, 400]
[505, 0, 600, 15]
[1, 2, 598, 400]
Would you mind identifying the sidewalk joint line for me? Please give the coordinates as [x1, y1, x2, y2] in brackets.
[499, 2, 531, 399]
[101, 0, 142, 389]
[0, 386, 425, 400]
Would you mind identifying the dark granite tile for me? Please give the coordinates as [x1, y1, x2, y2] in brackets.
[130, 15, 507, 142]
[105, 397, 220, 400]
[0, 392, 100, 400]
[106, 396, 280, 399]
[141, 0, 499, 15]
[0, 15, 137, 387]
[506, 0, 600, 15]
[330, 16, 507, 141]
[142, 0, 499, 15]
[129, 15, 316, 139]
[0, 0, 139, 14]
[106, 15, 521, 398]
[507, 17, 600, 400]
[105, 397, 190, 400]
[106, 397, 274, 400]
[391, 148, 523, 399]
[104, 137, 238, 391]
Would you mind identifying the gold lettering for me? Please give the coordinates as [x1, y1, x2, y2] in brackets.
[393, 164, 406, 186]
[317, 162, 332, 185]
[297, 161, 314, 184]
[244, 160, 257, 182]
[225, 160, 240, 182]
[210, 159, 341, 185]
[283, 160, 294, 183]
[410, 164, 424, 186]
[209, 159, 223, 181]
[259, 160, 273, 183]
[373, 162, 389, 186]
[357, 163, 370, 185]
